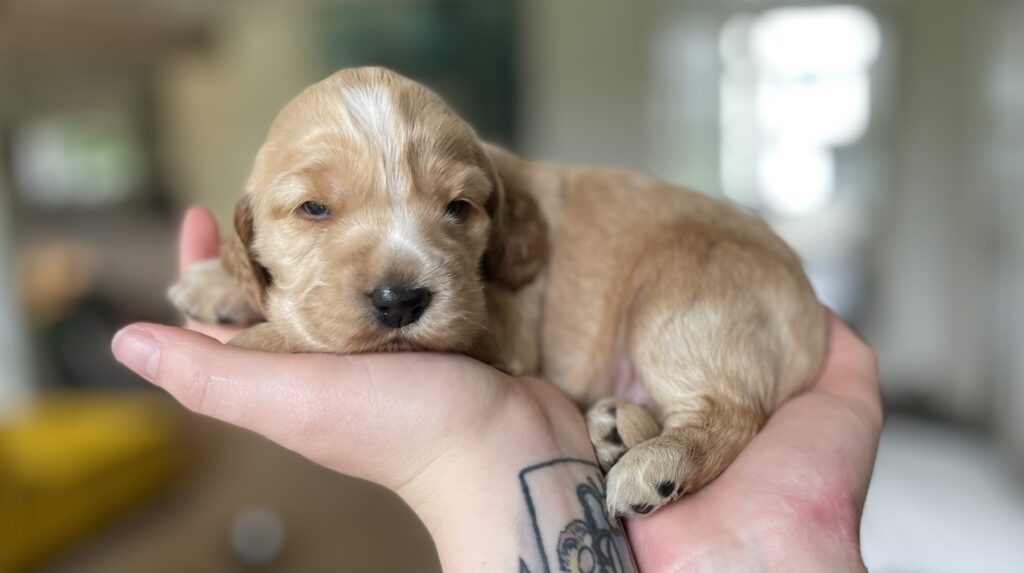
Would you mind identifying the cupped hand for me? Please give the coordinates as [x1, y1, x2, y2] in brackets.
[625, 314, 883, 572]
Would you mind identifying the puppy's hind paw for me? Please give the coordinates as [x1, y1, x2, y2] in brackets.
[604, 436, 688, 518]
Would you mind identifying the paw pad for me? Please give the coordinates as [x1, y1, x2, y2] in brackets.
[656, 481, 676, 498]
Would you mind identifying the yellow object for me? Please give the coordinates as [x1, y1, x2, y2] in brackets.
[0, 392, 186, 572]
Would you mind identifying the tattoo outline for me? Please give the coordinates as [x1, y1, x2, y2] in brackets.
[517, 458, 634, 573]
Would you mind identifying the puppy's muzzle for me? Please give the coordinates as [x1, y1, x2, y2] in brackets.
[367, 284, 433, 329]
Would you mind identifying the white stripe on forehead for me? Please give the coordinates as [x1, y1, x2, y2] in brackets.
[338, 85, 411, 198]
[387, 207, 430, 265]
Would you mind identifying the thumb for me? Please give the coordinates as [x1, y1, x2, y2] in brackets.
[110, 323, 421, 484]
[178, 206, 221, 272]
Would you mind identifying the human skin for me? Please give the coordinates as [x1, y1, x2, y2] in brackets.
[111, 206, 881, 572]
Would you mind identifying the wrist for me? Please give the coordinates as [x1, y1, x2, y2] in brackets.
[396, 381, 632, 572]
[397, 377, 595, 515]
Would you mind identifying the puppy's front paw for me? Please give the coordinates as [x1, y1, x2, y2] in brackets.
[604, 436, 688, 518]
[586, 398, 661, 472]
[168, 259, 261, 326]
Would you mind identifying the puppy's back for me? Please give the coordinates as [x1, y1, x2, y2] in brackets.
[537, 164, 825, 409]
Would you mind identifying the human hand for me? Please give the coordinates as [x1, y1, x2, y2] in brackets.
[113, 207, 628, 572]
[625, 314, 882, 572]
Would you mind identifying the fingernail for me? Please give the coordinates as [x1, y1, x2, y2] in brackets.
[112, 326, 162, 381]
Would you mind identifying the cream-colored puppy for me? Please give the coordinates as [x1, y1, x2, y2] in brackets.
[169, 67, 826, 517]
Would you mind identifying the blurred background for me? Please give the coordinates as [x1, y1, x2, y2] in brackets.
[1, 0, 1022, 571]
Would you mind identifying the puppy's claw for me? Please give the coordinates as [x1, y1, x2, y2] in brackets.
[630, 503, 653, 515]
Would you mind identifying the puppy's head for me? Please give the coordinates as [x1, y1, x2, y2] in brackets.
[224, 67, 546, 353]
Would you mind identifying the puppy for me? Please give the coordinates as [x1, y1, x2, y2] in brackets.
[169, 67, 826, 517]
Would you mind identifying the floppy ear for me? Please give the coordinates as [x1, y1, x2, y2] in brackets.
[222, 194, 271, 313]
[482, 148, 549, 289]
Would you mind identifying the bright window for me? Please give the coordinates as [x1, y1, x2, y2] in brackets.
[720, 5, 880, 216]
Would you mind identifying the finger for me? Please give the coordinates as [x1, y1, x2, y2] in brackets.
[179, 206, 221, 272]
[112, 323, 369, 443]
[815, 312, 882, 424]
[176, 207, 240, 340]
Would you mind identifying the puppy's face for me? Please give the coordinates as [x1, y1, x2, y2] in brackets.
[238, 69, 501, 353]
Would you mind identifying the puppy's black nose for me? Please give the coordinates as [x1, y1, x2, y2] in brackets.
[368, 285, 432, 329]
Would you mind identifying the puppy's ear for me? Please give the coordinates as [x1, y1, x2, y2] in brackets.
[222, 194, 271, 312]
[482, 148, 549, 288]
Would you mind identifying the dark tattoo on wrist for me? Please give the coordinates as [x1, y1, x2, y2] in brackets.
[517, 458, 635, 573]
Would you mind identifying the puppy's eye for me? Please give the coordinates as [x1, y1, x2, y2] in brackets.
[444, 199, 470, 222]
[300, 201, 331, 218]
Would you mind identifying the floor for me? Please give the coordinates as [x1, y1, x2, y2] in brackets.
[862, 415, 1024, 573]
